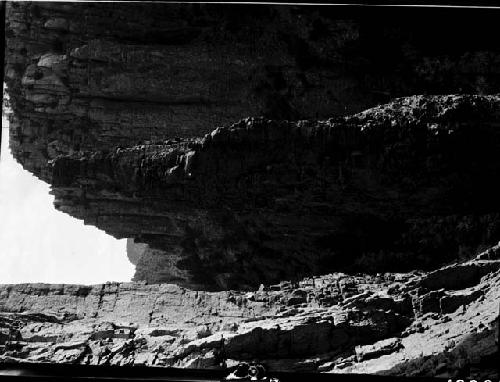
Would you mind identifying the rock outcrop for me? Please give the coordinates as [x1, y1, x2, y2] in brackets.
[5, 2, 500, 180]
[46, 94, 500, 289]
[0, 248, 498, 378]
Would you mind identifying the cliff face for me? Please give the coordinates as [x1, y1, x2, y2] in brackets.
[0, 248, 499, 377]
[48, 94, 500, 290]
[5, 2, 500, 180]
[5, 2, 500, 289]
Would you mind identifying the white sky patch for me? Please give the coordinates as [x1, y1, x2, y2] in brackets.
[0, 116, 134, 285]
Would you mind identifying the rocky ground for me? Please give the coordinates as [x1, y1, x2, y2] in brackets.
[0, 245, 499, 378]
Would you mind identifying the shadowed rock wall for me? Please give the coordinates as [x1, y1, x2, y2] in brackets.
[49, 95, 500, 289]
[5, 2, 500, 179]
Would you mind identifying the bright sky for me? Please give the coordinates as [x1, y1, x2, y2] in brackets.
[0, 115, 134, 285]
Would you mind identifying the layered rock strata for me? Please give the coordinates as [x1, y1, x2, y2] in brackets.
[48, 94, 500, 289]
[0, 247, 498, 378]
[5, 2, 500, 180]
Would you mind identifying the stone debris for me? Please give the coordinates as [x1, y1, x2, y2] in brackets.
[0, 248, 498, 378]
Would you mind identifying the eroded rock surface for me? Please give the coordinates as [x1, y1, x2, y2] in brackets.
[6, 2, 500, 180]
[47, 94, 500, 289]
[0, 249, 498, 378]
